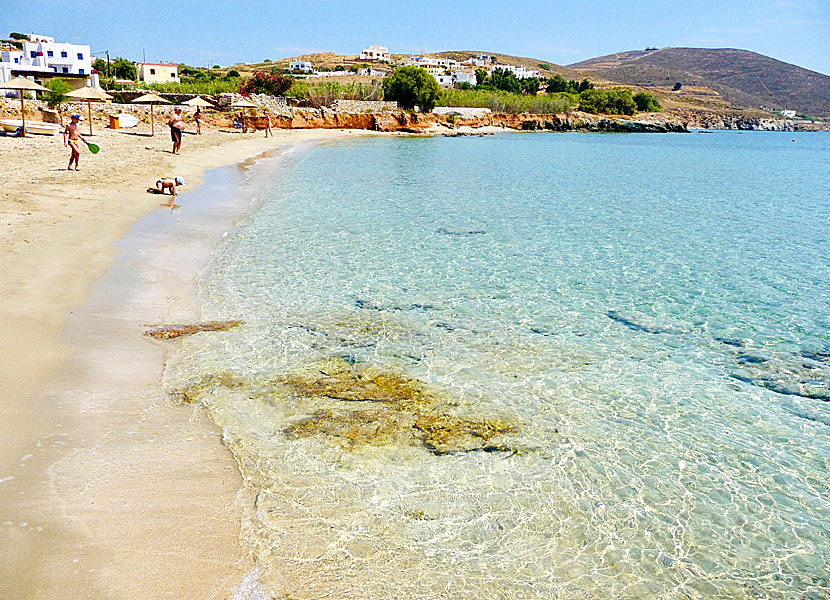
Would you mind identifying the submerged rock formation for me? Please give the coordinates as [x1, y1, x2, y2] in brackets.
[144, 320, 242, 340]
[171, 358, 519, 455]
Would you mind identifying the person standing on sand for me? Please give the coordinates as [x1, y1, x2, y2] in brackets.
[63, 114, 89, 171]
[263, 110, 272, 138]
[194, 108, 202, 135]
[168, 107, 184, 155]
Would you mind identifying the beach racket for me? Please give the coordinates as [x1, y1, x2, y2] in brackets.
[87, 143, 100, 154]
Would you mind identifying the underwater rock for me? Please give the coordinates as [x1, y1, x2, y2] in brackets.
[145, 320, 242, 340]
[175, 357, 520, 455]
[169, 371, 248, 404]
[800, 350, 830, 363]
[437, 227, 487, 237]
[354, 298, 436, 312]
[715, 337, 746, 348]
[606, 311, 681, 335]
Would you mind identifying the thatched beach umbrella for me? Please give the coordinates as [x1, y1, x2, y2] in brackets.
[0, 76, 51, 137]
[131, 92, 170, 136]
[65, 86, 113, 135]
[231, 99, 258, 131]
[183, 96, 214, 109]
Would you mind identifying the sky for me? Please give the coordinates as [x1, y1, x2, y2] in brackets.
[5, 0, 829, 74]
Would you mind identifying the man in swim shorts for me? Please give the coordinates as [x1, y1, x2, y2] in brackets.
[168, 107, 184, 154]
[63, 114, 89, 170]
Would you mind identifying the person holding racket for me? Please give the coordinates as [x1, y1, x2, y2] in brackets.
[63, 114, 89, 171]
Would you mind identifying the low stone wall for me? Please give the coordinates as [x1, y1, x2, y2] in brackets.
[330, 99, 398, 113]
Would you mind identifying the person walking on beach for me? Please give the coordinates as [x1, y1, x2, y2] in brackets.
[194, 108, 202, 135]
[263, 110, 272, 138]
[63, 114, 89, 171]
[168, 107, 184, 155]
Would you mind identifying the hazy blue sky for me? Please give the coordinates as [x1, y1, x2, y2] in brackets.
[6, 0, 829, 74]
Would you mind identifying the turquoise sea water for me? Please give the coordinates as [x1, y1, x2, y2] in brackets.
[168, 131, 830, 599]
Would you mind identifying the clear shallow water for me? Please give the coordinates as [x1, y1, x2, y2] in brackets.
[168, 131, 830, 599]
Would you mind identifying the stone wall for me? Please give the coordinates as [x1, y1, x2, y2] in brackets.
[330, 99, 398, 113]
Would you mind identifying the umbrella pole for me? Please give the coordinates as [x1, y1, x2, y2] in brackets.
[20, 91, 25, 137]
[151, 103, 155, 136]
[88, 100, 93, 136]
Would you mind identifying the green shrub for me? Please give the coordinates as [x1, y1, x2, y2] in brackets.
[438, 88, 576, 114]
[578, 88, 636, 115]
[227, 69, 240, 78]
[538, 63, 551, 71]
[383, 66, 440, 111]
[286, 80, 383, 107]
[633, 91, 661, 112]
[43, 78, 70, 123]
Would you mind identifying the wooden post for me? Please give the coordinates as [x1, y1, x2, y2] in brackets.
[20, 91, 26, 137]
[87, 100, 93, 136]
[151, 102, 155, 136]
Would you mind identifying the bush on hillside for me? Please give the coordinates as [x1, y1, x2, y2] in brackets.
[239, 71, 293, 96]
[578, 88, 636, 115]
[382, 66, 440, 111]
[633, 91, 661, 112]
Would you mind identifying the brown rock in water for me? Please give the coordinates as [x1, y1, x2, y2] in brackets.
[174, 358, 520, 455]
[144, 320, 242, 340]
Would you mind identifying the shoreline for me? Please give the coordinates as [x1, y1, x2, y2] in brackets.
[0, 128, 364, 598]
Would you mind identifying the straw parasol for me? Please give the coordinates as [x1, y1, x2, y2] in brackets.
[182, 96, 214, 109]
[131, 92, 170, 136]
[0, 76, 51, 137]
[65, 87, 113, 135]
[231, 99, 258, 131]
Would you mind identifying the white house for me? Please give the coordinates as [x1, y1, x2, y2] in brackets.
[434, 74, 454, 87]
[357, 67, 389, 77]
[492, 64, 540, 80]
[781, 109, 797, 118]
[432, 71, 478, 88]
[0, 33, 98, 89]
[464, 57, 487, 67]
[360, 45, 390, 62]
[452, 71, 477, 86]
[289, 60, 313, 73]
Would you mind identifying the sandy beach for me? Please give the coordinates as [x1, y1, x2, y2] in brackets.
[0, 124, 364, 599]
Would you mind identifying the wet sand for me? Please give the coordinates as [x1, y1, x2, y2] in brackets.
[0, 127, 365, 598]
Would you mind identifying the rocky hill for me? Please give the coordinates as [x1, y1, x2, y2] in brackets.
[570, 47, 830, 119]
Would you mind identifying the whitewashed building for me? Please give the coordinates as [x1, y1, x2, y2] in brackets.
[0, 33, 98, 89]
[781, 109, 797, 118]
[492, 64, 540, 80]
[289, 60, 313, 73]
[360, 45, 390, 62]
[452, 71, 477, 86]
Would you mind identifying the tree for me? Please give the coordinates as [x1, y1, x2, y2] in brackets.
[111, 57, 136, 81]
[92, 57, 108, 77]
[546, 74, 570, 93]
[382, 66, 440, 111]
[227, 69, 240, 78]
[43, 78, 70, 124]
[334, 64, 345, 71]
[672, 82, 682, 91]
[490, 68, 521, 94]
[9, 32, 28, 40]
[213, 64, 220, 69]
[538, 63, 551, 71]
[577, 79, 594, 92]
[521, 77, 541, 95]
[474, 68, 489, 87]
[349, 65, 358, 73]
[633, 91, 661, 112]
[238, 71, 293, 96]
[578, 88, 637, 115]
